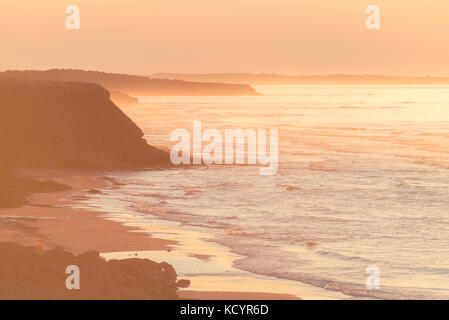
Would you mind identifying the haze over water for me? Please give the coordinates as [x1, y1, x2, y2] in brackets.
[84, 85, 449, 299]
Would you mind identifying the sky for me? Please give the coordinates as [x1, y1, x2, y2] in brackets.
[1, 0, 449, 76]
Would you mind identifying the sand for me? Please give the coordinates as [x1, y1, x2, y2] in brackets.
[179, 291, 299, 300]
[0, 170, 175, 254]
[0, 169, 300, 300]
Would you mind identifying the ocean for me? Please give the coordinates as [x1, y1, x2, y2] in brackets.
[74, 85, 449, 299]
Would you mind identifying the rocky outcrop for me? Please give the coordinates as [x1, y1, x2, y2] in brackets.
[0, 69, 259, 96]
[0, 168, 71, 208]
[0, 79, 170, 169]
[0, 242, 187, 299]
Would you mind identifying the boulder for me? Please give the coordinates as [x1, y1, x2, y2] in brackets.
[0, 242, 185, 299]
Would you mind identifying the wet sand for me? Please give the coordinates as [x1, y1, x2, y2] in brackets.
[0, 170, 175, 254]
[179, 291, 299, 300]
[0, 169, 300, 300]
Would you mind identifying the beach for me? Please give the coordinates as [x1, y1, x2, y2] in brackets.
[2, 84, 449, 300]
[2, 0, 449, 304]
[0, 170, 175, 254]
[85, 84, 449, 300]
[0, 169, 303, 299]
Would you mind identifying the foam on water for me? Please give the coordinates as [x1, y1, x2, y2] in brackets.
[74, 85, 449, 299]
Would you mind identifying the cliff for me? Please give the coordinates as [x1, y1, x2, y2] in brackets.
[0, 69, 258, 96]
[0, 79, 170, 169]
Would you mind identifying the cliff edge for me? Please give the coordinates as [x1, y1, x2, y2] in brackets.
[0, 79, 170, 169]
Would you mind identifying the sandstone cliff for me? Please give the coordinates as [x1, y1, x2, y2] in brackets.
[0, 79, 170, 169]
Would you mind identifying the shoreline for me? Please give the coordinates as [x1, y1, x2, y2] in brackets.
[0, 169, 305, 300]
[0, 169, 175, 255]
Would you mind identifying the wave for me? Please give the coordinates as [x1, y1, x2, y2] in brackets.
[315, 250, 373, 264]
[236, 267, 441, 300]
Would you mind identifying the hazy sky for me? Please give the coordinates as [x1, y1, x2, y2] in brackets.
[1, 0, 449, 76]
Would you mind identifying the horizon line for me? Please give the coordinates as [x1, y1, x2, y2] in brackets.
[2, 68, 449, 79]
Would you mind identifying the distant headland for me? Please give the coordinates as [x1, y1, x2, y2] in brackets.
[152, 73, 449, 85]
[0, 69, 258, 96]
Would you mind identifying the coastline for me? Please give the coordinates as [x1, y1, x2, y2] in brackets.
[0, 170, 175, 254]
[0, 169, 305, 300]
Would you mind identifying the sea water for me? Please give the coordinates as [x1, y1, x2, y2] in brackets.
[78, 85, 449, 299]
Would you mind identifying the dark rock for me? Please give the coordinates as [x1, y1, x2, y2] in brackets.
[0, 168, 71, 208]
[0, 79, 171, 170]
[0, 242, 183, 299]
[176, 279, 191, 288]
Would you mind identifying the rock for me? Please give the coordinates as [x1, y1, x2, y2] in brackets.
[0, 168, 71, 208]
[0, 79, 171, 169]
[176, 279, 191, 288]
[0, 242, 183, 299]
